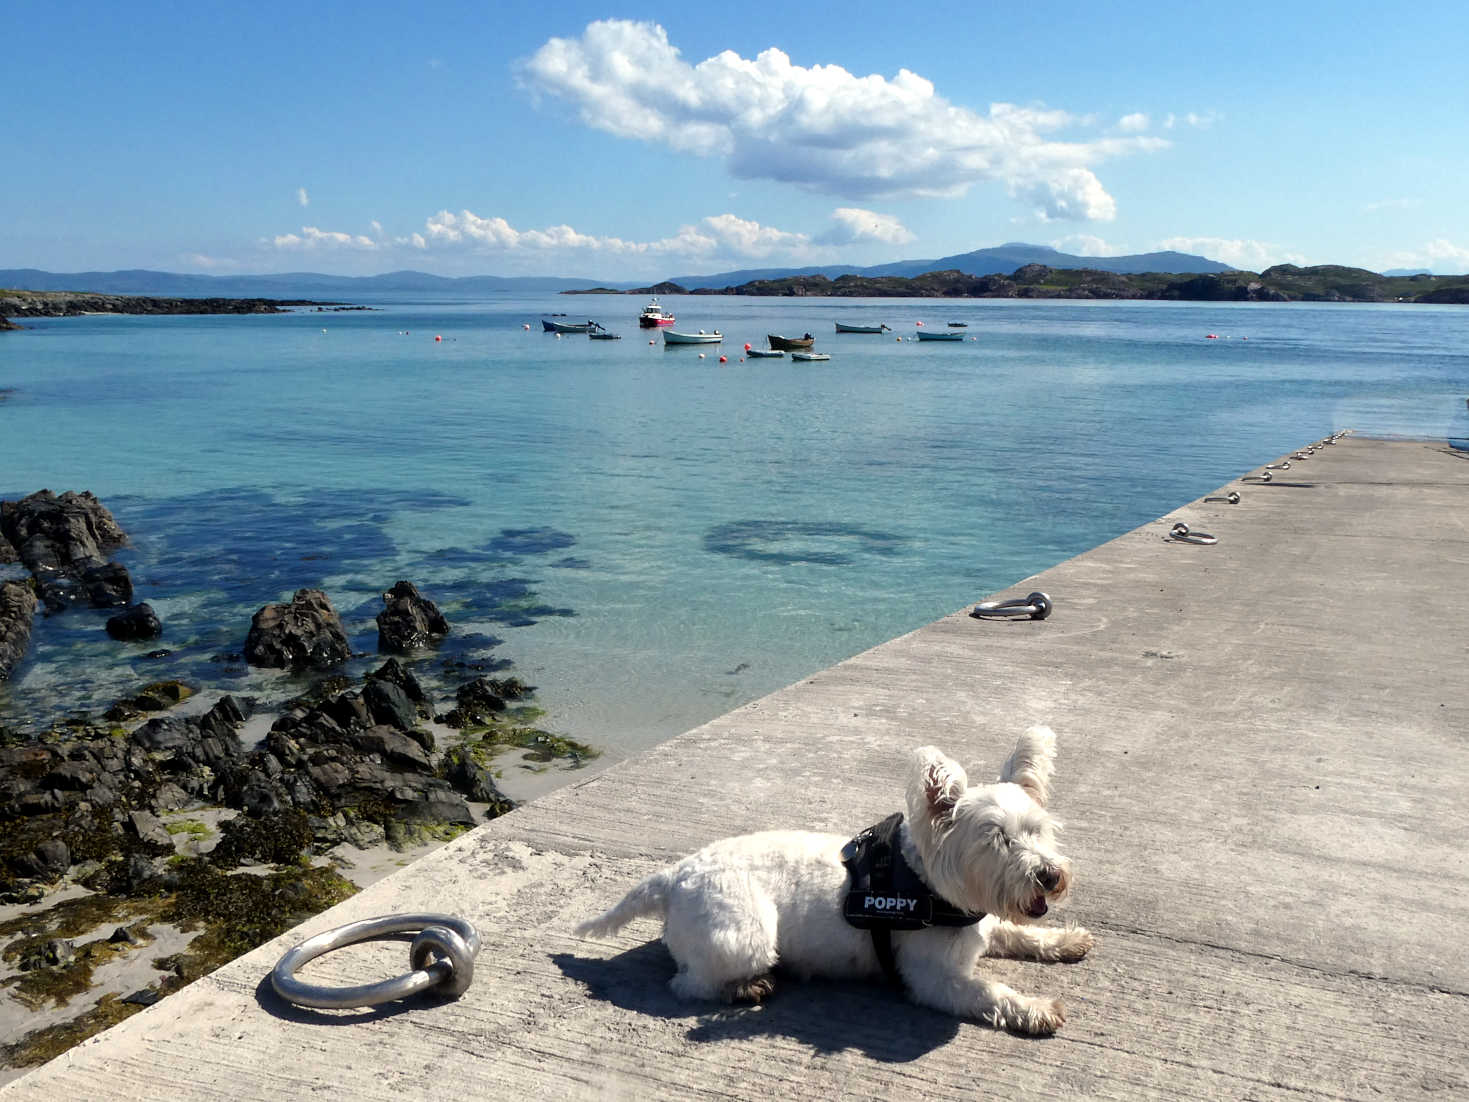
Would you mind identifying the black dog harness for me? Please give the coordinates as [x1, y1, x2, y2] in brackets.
[841, 812, 983, 988]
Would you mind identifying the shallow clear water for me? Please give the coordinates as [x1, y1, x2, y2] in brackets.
[3, 294, 1467, 782]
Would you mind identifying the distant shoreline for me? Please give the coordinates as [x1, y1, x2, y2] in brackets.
[564, 264, 1469, 305]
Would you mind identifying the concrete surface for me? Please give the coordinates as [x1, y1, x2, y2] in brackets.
[5, 436, 1467, 1100]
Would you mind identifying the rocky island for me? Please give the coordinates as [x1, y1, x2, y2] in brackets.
[0, 289, 357, 329]
[575, 264, 1469, 304]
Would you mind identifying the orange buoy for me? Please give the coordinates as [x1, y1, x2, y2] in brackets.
[719, 355, 727, 363]
[743, 342, 751, 351]
[435, 335, 442, 342]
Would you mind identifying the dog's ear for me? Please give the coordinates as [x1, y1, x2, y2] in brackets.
[999, 725, 1057, 807]
[908, 746, 968, 835]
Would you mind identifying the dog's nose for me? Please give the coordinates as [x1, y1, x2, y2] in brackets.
[1036, 866, 1061, 892]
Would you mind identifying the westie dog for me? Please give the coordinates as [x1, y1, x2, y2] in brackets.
[575, 726, 1092, 1035]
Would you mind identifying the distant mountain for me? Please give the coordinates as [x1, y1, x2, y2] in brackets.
[670, 242, 1233, 289]
[1382, 268, 1431, 277]
[0, 268, 644, 297]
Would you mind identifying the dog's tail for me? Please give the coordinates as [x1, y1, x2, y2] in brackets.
[574, 869, 673, 939]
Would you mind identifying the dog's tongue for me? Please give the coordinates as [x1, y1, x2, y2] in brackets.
[1026, 896, 1048, 918]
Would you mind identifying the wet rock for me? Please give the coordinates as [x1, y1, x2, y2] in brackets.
[106, 602, 162, 641]
[440, 675, 533, 728]
[367, 657, 433, 717]
[121, 988, 162, 1007]
[362, 677, 418, 732]
[0, 578, 38, 680]
[243, 588, 351, 670]
[0, 490, 127, 573]
[80, 560, 133, 607]
[376, 580, 450, 653]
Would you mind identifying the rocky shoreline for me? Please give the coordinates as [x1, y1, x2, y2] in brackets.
[0, 490, 596, 1076]
[564, 264, 1469, 303]
[0, 290, 361, 329]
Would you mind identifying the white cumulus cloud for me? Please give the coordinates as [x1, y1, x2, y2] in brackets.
[405, 209, 814, 264]
[272, 226, 379, 250]
[518, 20, 1165, 220]
[297, 187, 310, 207]
[1051, 234, 1115, 257]
[818, 208, 915, 246]
[1158, 236, 1305, 270]
[1117, 113, 1149, 132]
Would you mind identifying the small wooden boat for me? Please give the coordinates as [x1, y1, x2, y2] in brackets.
[746, 348, 785, 358]
[915, 330, 964, 341]
[790, 351, 831, 362]
[834, 322, 890, 334]
[589, 331, 621, 340]
[543, 318, 598, 333]
[638, 297, 675, 328]
[663, 329, 723, 344]
[767, 333, 815, 351]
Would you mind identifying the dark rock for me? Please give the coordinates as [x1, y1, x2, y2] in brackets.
[441, 675, 533, 727]
[441, 746, 515, 814]
[132, 715, 199, 754]
[0, 490, 127, 574]
[243, 588, 351, 670]
[362, 678, 418, 732]
[400, 793, 475, 826]
[107, 602, 162, 641]
[15, 839, 72, 879]
[376, 580, 450, 653]
[81, 560, 133, 607]
[367, 657, 432, 714]
[109, 926, 142, 945]
[43, 759, 99, 791]
[0, 579, 39, 680]
[120, 852, 163, 894]
[349, 724, 432, 770]
[121, 988, 162, 1007]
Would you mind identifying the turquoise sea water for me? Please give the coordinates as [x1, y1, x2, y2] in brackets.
[3, 294, 1467, 789]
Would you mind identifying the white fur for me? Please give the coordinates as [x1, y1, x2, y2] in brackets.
[575, 726, 1093, 1035]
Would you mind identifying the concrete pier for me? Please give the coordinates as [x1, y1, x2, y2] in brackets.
[6, 436, 1467, 1099]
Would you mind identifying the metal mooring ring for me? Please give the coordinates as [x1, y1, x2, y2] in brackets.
[1241, 470, 1273, 483]
[1265, 461, 1291, 470]
[1168, 522, 1218, 545]
[1203, 491, 1241, 504]
[271, 914, 481, 1010]
[971, 591, 1052, 620]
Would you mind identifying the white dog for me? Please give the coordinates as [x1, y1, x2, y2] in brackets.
[575, 726, 1093, 1035]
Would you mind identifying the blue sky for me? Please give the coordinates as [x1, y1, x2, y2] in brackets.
[6, 1, 1467, 278]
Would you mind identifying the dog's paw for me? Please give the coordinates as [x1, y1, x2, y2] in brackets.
[984, 995, 1066, 1035]
[1014, 997, 1066, 1036]
[1055, 926, 1095, 963]
[1026, 997, 1067, 1035]
[725, 974, 776, 1004]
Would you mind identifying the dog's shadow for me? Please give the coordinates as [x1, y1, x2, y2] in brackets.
[551, 942, 959, 1062]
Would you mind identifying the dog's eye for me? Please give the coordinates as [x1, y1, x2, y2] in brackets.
[993, 830, 1012, 848]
